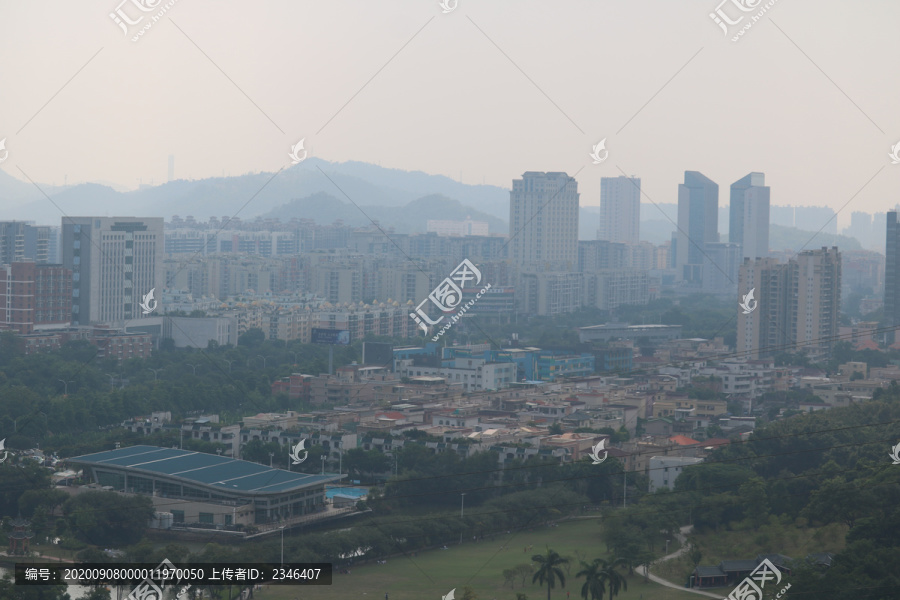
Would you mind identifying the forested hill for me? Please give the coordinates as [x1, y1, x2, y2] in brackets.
[677, 384, 900, 599]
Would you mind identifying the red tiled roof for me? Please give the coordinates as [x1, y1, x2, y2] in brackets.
[703, 438, 730, 447]
[854, 339, 880, 352]
[376, 411, 406, 420]
[669, 435, 700, 446]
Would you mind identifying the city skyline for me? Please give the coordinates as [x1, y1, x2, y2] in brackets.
[0, 1, 898, 228]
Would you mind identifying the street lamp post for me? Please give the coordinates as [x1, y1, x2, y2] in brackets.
[147, 368, 161, 382]
[666, 539, 671, 554]
[280, 526, 285, 567]
[223, 359, 234, 373]
[321, 454, 326, 475]
[291, 351, 300, 365]
[269, 452, 274, 468]
[257, 355, 269, 369]
[105, 374, 116, 390]
[186, 363, 197, 376]
[57, 379, 74, 396]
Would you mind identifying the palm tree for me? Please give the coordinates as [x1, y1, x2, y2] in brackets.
[532, 547, 569, 600]
[576, 558, 629, 600]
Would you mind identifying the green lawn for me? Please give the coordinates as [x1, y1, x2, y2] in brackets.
[253, 518, 701, 600]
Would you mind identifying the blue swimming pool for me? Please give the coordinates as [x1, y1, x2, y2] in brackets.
[325, 486, 368, 499]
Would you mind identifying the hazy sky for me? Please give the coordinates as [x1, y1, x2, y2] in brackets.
[1, 1, 899, 230]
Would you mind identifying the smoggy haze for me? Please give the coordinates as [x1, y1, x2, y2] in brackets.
[0, 0, 898, 230]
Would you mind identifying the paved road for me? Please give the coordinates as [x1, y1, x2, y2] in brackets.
[635, 525, 722, 599]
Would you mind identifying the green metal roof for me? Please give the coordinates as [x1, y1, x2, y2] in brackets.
[67, 445, 339, 495]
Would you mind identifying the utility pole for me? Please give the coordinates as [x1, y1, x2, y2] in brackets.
[459, 493, 466, 545]
[623, 469, 627, 508]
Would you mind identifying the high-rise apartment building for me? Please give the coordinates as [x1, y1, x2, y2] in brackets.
[598, 176, 640, 244]
[675, 171, 719, 283]
[0, 262, 72, 334]
[509, 172, 579, 271]
[729, 172, 770, 261]
[737, 257, 793, 360]
[844, 211, 873, 245]
[0, 222, 51, 265]
[62, 217, 164, 326]
[795, 247, 841, 358]
[701, 242, 741, 296]
[884, 211, 900, 345]
[738, 247, 841, 359]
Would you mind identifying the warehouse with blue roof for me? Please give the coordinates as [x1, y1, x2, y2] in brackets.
[67, 445, 343, 528]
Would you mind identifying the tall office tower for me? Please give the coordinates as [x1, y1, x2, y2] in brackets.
[61, 217, 164, 326]
[795, 247, 841, 358]
[885, 211, 900, 345]
[598, 176, 640, 244]
[738, 247, 841, 359]
[0, 221, 51, 265]
[737, 257, 794, 360]
[675, 171, 719, 283]
[509, 172, 579, 271]
[729, 172, 770, 260]
[844, 211, 872, 245]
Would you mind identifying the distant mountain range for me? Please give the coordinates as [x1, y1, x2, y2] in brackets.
[0, 158, 511, 230]
[263, 192, 507, 234]
[0, 164, 871, 251]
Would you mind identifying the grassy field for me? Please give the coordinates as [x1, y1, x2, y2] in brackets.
[653, 520, 847, 585]
[253, 518, 701, 600]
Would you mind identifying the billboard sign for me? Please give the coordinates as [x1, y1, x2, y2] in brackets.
[311, 328, 350, 345]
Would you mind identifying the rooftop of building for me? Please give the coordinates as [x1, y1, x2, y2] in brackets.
[66, 445, 339, 495]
